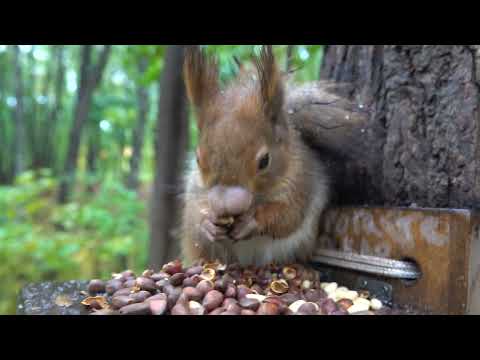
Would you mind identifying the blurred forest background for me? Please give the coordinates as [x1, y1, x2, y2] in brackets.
[0, 45, 324, 314]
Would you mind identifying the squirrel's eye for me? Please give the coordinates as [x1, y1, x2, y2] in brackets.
[258, 153, 270, 171]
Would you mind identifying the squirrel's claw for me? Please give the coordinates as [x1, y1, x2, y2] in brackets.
[200, 218, 230, 243]
[230, 213, 258, 241]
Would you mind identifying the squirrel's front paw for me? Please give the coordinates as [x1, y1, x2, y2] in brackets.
[230, 211, 258, 241]
[199, 217, 230, 243]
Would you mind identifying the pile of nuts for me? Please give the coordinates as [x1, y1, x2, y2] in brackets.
[81, 260, 391, 315]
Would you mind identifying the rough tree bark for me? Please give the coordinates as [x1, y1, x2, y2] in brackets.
[149, 46, 189, 269]
[12, 45, 27, 177]
[313, 45, 480, 209]
[127, 57, 149, 191]
[57, 45, 111, 204]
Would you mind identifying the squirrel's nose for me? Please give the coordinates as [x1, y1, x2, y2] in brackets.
[208, 186, 253, 218]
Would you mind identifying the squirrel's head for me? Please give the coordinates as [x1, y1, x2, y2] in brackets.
[184, 45, 291, 218]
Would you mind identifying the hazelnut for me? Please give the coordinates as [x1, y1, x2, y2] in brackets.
[121, 270, 136, 279]
[303, 288, 327, 303]
[298, 302, 319, 315]
[87, 279, 106, 295]
[186, 265, 204, 277]
[202, 290, 224, 312]
[111, 295, 134, 309]
[200, 268, 216, 282]
[106, 279, 124, 295]
[222, 298, 238, 307]
[123, 279, 137, 288]
[239, 297, 261, 311]
[145, 293, 167, 303]
[236, 285, 252, 300]
[240, 309, 257, 316]
[112, 288, 133, 297]
[270, 279, 289, 295]
[151, 272, 170, 282]
[149, 298, 168, 315]
[171, 300, 190, 315]
[182, 287, 204, 302]
[196, 279, 215, 296]
[288, 300, 307, 313]
[183, 274, 202, 287]
[257, 302, 280, 315]
[155, 279, 169, 291]
[280, 293, 301, 305]
[337, 298, 354, 311]
[142, 269, 154, 278]
[130, 290, 152, 303]
[135, 277, 157, 293]
[208, 307, 226, 315]
[330, 309, 349, 315]
[169, 272, 186, 286]
[282, 266, 297, 280]
[224, 284, 237, 298]
[162, 260, 183, 275]
[319, 298, 338, 315]
[225, 303, 242, 314]
[188, 301, 206, 315]
[119, 302, 152, 315]
[214, 278, 228, 293]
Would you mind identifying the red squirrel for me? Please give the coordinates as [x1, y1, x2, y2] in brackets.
[180, 45, 330, 267]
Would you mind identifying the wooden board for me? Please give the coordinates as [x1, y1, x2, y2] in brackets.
[314, 207, 480, 314]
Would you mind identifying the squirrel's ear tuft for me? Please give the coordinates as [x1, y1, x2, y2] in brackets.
[184, 46, 219, 129]
[254, 45, 284, 122]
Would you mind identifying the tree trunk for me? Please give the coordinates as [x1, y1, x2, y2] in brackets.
[47, 45, 65, 172]
[57, 45, 111, 204]
[149, 46, 189, 269]
[12, 45, 27, 177]
[127, 57, 149, 191]
[312, 45, 480, 209]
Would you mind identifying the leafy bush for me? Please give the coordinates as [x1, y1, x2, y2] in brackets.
[0, 170, 148, 314]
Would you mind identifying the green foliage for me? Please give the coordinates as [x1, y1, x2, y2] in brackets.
[0, 170, 148, 314]
[0, 45, 325, 314]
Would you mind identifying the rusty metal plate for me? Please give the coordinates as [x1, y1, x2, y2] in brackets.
[315, 206, 480, 315]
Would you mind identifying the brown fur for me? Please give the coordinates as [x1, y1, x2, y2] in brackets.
[181, 45, 329, 266]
